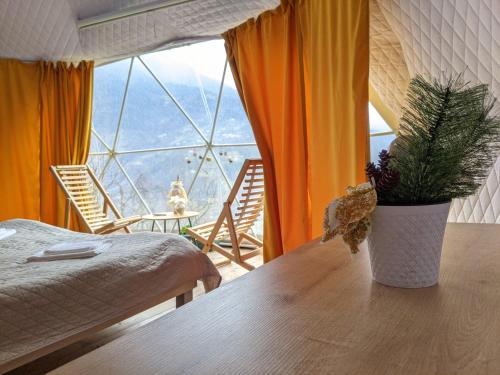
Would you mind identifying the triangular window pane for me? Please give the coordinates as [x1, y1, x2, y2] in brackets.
[86, 156, 149, 232]
[87, 154, 110, 180]
[189, 154, 230, 224]
[213, 146, 261, 185]
[102, 158, 150, 232]
[213, 70, 255, 145]
[117, 59, 205, 151]
[370, 134, 396, 162]
[116, 148, 204, 214]
[92, 58, 131, 148]
[214, 146, 263, 237]
[369, 103, 393, 134]
[102, 159, 148, 215]
[86, 154, 112, 209]
[89, 131, 110, 154]
[140, 40, 226, 139]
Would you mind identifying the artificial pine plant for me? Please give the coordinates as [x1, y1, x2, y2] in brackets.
[368, 74, 500, 204]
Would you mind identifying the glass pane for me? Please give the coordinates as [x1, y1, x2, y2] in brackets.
[117, 148, 204, 215]
[105, 159, 148, 214]
[86, 154, 111, 209]
[86, 156, 149, 231]
[188, 156, 231, 225]
[87, 154, 111, 180]
[92, 58, 131, 147]
[213, 69, 255, 145]
[213, 145, 261, 185]
[89, 130, 110, 154]
[370, 134, 396, 162]
[213, 146, 263, 237]
[140, 40, 227, 139]
[369, 102, 393, 134]
[117, 58, 204, 151]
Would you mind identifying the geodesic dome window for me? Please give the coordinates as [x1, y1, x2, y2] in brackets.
[88, 40, 260, 233]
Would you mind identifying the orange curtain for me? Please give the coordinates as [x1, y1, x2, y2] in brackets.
[0, 60, 42, 221]
[223, 0, 369, 261]
[40, 61, 94, 229]
[0, 59, 93, 230]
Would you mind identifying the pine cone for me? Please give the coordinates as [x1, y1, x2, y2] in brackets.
[365, 162, 381, 182]
[378, 149, 391, 171]
[376, 168, 400, 195]
[366, 150, 400, 201]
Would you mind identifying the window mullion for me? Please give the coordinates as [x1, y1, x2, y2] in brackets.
[210, 142, 257, 148]
[208, 59, 228, 145]
[370, 131, 395, 137]
[114, 144, 206, 155]
[97, 156, 114, 181]
[209, 147, 232, 190]
[91, 128, 113, 153]
[187, 147, 210, 196]
[112, 57, 134, 152]
[137, 56, 210, 146]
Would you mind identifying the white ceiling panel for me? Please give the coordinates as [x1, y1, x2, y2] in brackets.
[0, 0, 83, 61]
[0, 0, 279, 63]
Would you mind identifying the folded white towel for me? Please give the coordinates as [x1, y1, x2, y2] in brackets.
[28, 250, 100, 262]
[27, 242, 111, 262]
[0, 229, 16, 241]
[45, 240, 104, 255]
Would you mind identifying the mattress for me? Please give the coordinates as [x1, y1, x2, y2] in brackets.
[0, 219, 221, 368]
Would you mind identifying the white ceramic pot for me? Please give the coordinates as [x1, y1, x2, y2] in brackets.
[367, 201, 451, 288]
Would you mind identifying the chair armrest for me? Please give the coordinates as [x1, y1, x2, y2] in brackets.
[95, 216, 142, 234]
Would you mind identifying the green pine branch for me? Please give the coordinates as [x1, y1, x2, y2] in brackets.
[388, 74, 500, 204]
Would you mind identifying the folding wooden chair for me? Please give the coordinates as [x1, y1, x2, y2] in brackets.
[50, 165, 142, 234]
[187, 159, 264, 271]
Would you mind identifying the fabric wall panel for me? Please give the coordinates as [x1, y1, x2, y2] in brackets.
[377, 0, 500, 223]
[369, 0, 410, 130]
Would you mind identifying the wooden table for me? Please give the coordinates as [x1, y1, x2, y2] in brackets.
[52, 224, 500, 375]
[141, 211, 199, 233]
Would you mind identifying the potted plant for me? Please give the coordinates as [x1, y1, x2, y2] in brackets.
[180, 224, 205, 250]
[365, 74, 500, 288]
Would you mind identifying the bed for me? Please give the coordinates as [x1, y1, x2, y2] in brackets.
[0, 219, 221, 373]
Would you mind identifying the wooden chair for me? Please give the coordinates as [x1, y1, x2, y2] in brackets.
[50, 165, 142, 234]
[187, 159, 264, 270]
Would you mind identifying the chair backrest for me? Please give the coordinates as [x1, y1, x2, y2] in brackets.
[50, 165, 123, 233]
[230, 159, 265, 234]
[199, 158, 264, 243]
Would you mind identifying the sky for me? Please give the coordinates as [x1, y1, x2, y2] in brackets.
[142, 39, 236, 88]
[369, 103, 392, 134]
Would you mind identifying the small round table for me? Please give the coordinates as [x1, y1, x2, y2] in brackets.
[142, 211, 199, 234]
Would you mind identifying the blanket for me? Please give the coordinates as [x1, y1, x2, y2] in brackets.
[0, 219, 221, 368]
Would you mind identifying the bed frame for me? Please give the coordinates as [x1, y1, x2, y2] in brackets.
[0, 281, 196, 374]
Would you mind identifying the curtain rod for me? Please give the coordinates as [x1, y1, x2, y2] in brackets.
[78, 0, 197, 29]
